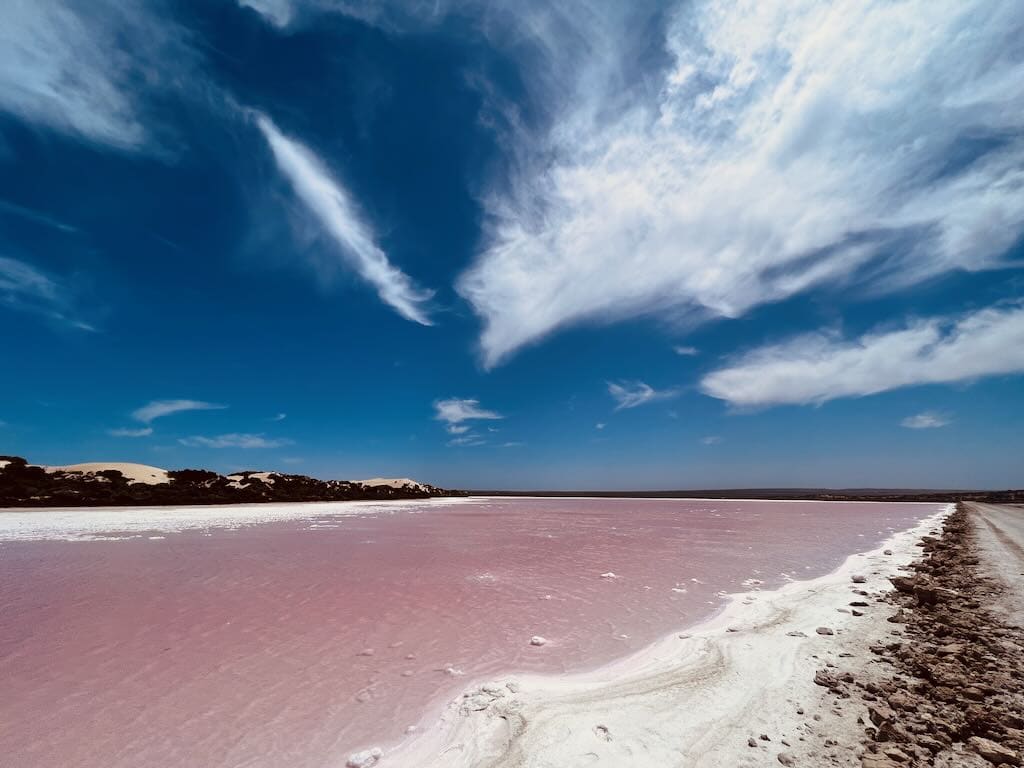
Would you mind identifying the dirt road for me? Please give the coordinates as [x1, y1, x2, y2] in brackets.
[968, 502, 1024, 625]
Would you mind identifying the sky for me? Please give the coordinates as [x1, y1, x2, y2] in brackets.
[1, 0, 1022, 490]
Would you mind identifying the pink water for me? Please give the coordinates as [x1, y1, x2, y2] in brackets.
[0, 497, 940, 768]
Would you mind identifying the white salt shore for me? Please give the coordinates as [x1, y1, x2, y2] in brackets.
[0, 497, 478, 541]
[372, 504, 952, 768]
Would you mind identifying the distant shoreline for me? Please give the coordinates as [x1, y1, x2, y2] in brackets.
[472, 488, 1023, 503]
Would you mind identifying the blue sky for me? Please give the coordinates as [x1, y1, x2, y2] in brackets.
[1, 0, 1022, 490]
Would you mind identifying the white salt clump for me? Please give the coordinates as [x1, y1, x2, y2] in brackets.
[443, 665, 464, 676]
[404, 725, 417, 734]
[357, 648, 375, 657]
[671, 587, 688, 593]
[600, 572, 619, 579]
[346, 747, 382, 767]
[530, 635, 547, 646]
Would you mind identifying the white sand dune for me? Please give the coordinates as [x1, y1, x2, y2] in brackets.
[379, 505, 951, 768]
[358, 477, 428, 491]
[47, 462, 170, 485]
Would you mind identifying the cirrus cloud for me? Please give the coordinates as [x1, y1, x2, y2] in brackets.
[901, 412, 952, 430]
[454, 0, 1024, 366]
[700, 303, 1024, 408]
[255, 113, 435, 325]
[178, 433, 292, 449]
[132, 399, 227, 423]
[108, 427, 153, 438]
[608, 381, 679, 411]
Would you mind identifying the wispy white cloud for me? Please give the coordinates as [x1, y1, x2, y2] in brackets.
[0, 255, 93, 330]
[271, 412, 287, 421]
[0, 0, 195, 152]
[255, 113, 434, 325]
[108, 427, 153, 438]
[179, 433, 292, 449]
[450, 0, 1024, 366]
[701, 303, 1024, 408]
[447, 434, 486, 447]
[673, 346, 699, 356]
[434, 397, 502, 425]
[0, 200, 77, 234]
[901, 412, 952, 430]
[132, 399, 227, 423]
[701, 435, 723, 445]
[238, 0, 294, 26]
[608, 380, 679, 411]
[595, 422, 606, 430]
[434, 396, 502, 447]
[501, 441, 525, 448]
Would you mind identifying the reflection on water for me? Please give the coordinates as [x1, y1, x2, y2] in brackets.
[0, 497, 939, 768]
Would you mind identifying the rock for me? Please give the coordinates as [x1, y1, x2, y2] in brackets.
[968, 736, 1019, 765]
[529, 636, 547, 646]
[852, 609, 865, 617]
[890, 576, 917, 594]
[852, 574, 868, 583]
[777, 752, 796, 766]
[861, 755, 902, 768]
[786, 630, 807, 637]
[868, 704, 895, 726]
[913, 582, 939, 606]
[884, 549, 893, 555]
[748, 737, 758, 748]
[888, 691, 914, 710]
[815, 626, 835, 636]
[760, 733, 770, 741]
[346, 747, 383, 767]
[882, 745, 911, 762]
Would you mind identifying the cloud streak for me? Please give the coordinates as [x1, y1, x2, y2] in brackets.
[901, 412, 952, 430]
[108, 427, 153, 438]
[256, 113, 434, 325]
[132, 399, 227, 423]
[0, 0, 196, 152]
[451, 0, 1024, 366]
[434, 397, 502, 446]
[0, 255, 92, 330]
[701, 303, 1024, 408]
[179, 433, 292, 449]
[434, 397, 503, 425]
[608, 381, 679, 411]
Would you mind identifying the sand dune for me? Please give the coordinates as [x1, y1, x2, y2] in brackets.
[358, 477, 428, 491]
[47, 462, 170, 485]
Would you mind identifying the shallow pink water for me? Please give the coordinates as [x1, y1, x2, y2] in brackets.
[0, 498, 939, 767]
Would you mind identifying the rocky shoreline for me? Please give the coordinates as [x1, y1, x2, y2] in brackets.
[813, 503, 1024, 767]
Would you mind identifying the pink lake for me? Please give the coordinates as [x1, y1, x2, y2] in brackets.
[0, 497, 942, 768]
